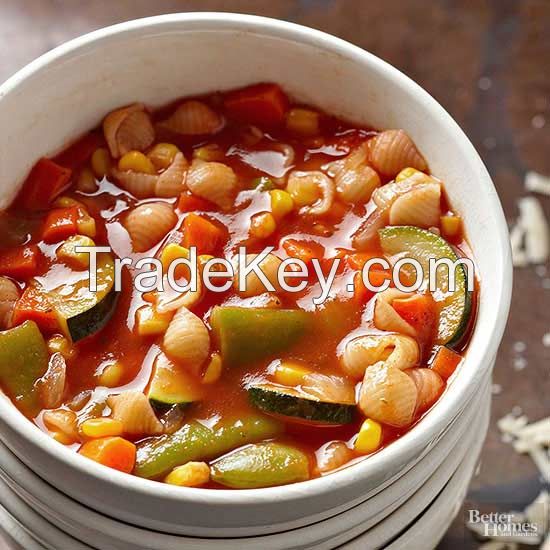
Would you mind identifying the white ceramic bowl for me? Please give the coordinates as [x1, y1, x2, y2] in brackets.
[0, 12, 512, 537]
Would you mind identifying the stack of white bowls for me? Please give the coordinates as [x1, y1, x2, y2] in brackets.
[0, 14, 512, 550]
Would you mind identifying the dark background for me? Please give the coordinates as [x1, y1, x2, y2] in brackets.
[1, 1, 549, 548]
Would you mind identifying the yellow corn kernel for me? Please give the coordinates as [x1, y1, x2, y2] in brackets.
[354, 418, 383, 455]
[164, 462, 211, 487]
[99, 361, 124, 388]
[76, 167, 98, 193]
[57, 235, 96, 269]
[47, 335, 77, 360]
[148, 143, 180, 170]
[118, 151, 156, 174]
[193, 144, 224, 162]
[91, 147, 112, 179]
[136, 305, 173, 337]
[274, 361, 311, 386]
[440, 215, 462, 239]
[395, 167, 421, 182]
[285, 108, 320, 136]
[80, 418, 124, 439]
[52, 431, 76, 445]
[76, 213, 97, 238]
[202, 353, 223, 384]
[160, 243, 190, 273]
[53, 196, 83, 208]
[286, 177, 320, 207]
[250, 212, 277, 239]
[270, 190, 294, 220]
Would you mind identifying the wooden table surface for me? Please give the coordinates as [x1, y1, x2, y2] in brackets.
[1, 1, 548, 548]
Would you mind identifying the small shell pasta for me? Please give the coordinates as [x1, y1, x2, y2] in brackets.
[155, 152, 188, 198]
[233, 253, 282, 297]
[163, 306, 210, 373]
[103, 103, 155, 158]
[370, 130, 427, 177]
[0, 277, 19, 329]
[112, 168, 157, 198]
[286, 171, 335, 216]
[186, 159, 238, 210]
[374, 289, 417, 337]
[372, 172, 433, 210]
[159, 100, 224, 135]
[341, 333, 419, 379]
[107, 391, 163, 435]
[43, 409, 79, 442]
[124, 202, 177, 253]
[359, 364, 418, 427]
[315, 441, 354, 474]
[39, 353, 67, 409]
[406, 368, 444, 413]
[389, 183, 441, 227]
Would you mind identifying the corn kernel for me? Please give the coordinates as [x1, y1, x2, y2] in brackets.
[91, 148, 112, 179]
[286, 108, 320, 136]
[57, 235, 96, 269]
[53, 196, 83, 208]
[274, 361, 311, 386]
[99, 361, 124, 388]
[202, 353, 222, 384]
[270, 190, 294, 220]
[164, 462, 210, 487]
[76, 214, 97, 238]
[160, 243, 191, 280]
[286, 177, 320, 207]
[118, 151, 156, 174]
[47, 335, 77, 360]
[250, 212, 277, 239]
[193, 144, 224, 162]
[136, 305, 173, 336]
[354, 418, 382, 454]
[52, 431, 76, 445]
[76, 168, 98, 193]
[395, 167, 421, 182]
[148, 143, 180, 169]
[440, 215, 462, 239]
[80, 418, 124, 439]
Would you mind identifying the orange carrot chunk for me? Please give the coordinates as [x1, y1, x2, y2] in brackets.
[282, 239, 325, 265]
[41, 206, 80, 243]
[17, 158, 72, 210]
[182, 213, 225, 254]
[177, 192, 214, 213]
[12, 285, 60, 333]
[353, 269, 392, 303]
[430, 345, 462, 380]
[0, 245, 40, 280]
[224, 83, 289, 127]
[79, 436, 136, 474]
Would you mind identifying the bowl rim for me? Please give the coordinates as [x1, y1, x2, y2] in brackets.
[0, 12, 513, 507]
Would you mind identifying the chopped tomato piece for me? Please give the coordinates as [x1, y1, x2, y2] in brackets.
[0, 245, 40, 280]
[53, 132, 103, 170]
[347, 252, 379, 271]
[79, 437, 136, 474]
[182, 213, 225, 254]
[224, 83, 289, 126]
[177, 192, 213, 213]
[12, 285, 60, 333]
[282, 239, 325, 265]
[42, 207, 80, 243]
[393, 293, 438, 351]
[17, 158, 72, 210]
[320, 248, 349, 276]
[430, 346, 462, 380]
[353, 269, 392, 303]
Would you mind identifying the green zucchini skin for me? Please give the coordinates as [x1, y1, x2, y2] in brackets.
[248, 385, 356, 425]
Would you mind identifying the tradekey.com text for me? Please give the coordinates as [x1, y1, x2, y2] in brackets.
[79, 245, 475, 305]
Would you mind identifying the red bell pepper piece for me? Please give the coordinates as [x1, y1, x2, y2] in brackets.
[12, 284, 60, 334]
[0, 245, 40, 280]
[41, 207, 79, 243]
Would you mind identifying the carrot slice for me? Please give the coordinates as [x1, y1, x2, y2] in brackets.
[224, 83, 289, 127]
[0, 245, 40, 279]
[12, 285, 60, 333]
[41, 207, 80, 243]
[282, 239, 325, 265]
[53, 132, 103, 170]
[79, 437, 136, 474]
[177, 192, 213, 213]
[17, 158, 72, 210]
[430, 346, 462, 380]
[182, 213, 225, 254]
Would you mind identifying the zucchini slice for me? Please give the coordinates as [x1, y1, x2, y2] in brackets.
[248, 383, 356, 425]
[48, 252, 119, 342]
[378, 226, 472, 347]
[148, 354, 202, 409]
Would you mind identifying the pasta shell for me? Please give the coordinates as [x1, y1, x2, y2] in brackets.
[39, 353, 67, 409]
[287, 171, 335, 216]
[233, 253, 282, 297]
[112, 167, 157, 198]
[159, 100, 224, 135]
[359, 364, 418, 427]
[107, 391, 163, 436]
[372, 172, 433, 210]
[406, 368, 444, 413]
[43, 409, 79, 442]
[352, 208, 388, 251]
[370, 130, 427, 177]
[389, 183, 441, 227]
[103, 103, 155, 158]
[341, 333, 419, 379]
[315, 440, 354, 474]
[155, 152, 188, 198]
[374, 289, 417, 337]
[186, 159, 238, 210]
[0, 277, 19, 329]
[336, 165, 381, 204]
[163, 306, 210, 373]
[124, 202, 177, 253]
[156, 270, 204, 313]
